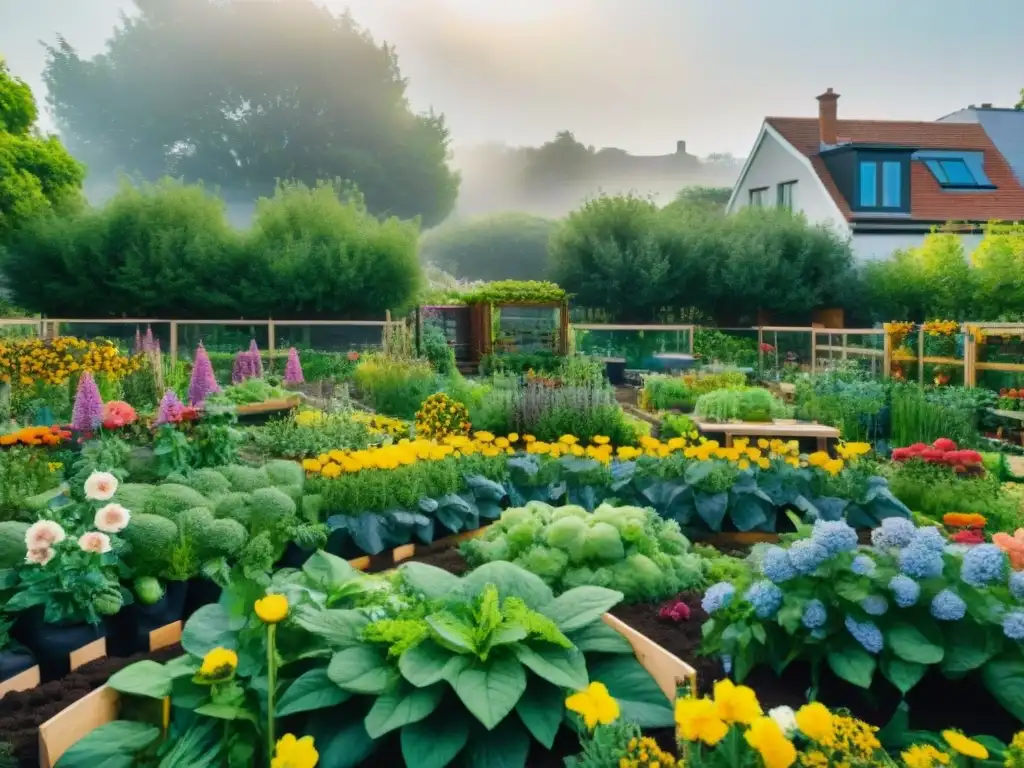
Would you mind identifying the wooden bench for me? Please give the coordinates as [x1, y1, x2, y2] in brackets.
[695, 420, 839, 452]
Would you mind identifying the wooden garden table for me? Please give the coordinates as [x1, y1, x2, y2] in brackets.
[694, 420, 839, 452]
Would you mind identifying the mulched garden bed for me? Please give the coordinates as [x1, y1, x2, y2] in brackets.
[387, 547, 1023, 743]
[0, 644, 182, 768]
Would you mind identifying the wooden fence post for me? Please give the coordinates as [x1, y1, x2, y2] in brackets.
[267, 319, 276, 360]
[917, 327, 925, 387]
[169, 321, 178, 368]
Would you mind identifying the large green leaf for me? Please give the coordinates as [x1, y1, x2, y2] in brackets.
[588, 655, 673, 727]
[728, 493, 769, 532]
[981, 658, 1024, 723]
[515, 677, 564, 749]
[307, 704, 377, 768]
[399, 639, 470, 687]
[880, 656, 927, 695]
[398, 561, 463, 600]
[107, 660, 171, 699]
[293, 606, 369, 648]
[827, 646, 877, 689]
[567, 622, 633, 654]
[448, 653, 527, 729]
[454, 561, 553, 607]
[277, 668, 351, 716]
[888, 622, 944, 665]
[514, 645, 588, 690]
[301, 550, 360, 590]
[400, 705, 471, 768]
[942, 622, 1001, 675]
[55, 721, 161, 768]
[426, 612, 477, 654]
[694, 491, 729, 531]
[463, 717, 532, 768]
[365, 682, 445, 738]
[181, 604, 236, 658]
[327, 646, 394, 694]
[541, 586, 623, 632]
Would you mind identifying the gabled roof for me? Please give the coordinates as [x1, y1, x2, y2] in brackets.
[766, 117, 1024, 222]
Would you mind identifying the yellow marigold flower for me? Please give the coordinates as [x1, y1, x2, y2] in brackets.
[757, 457, 771, 470]
[507, 433, 519, 443]
[474, 431, 495, 443]
[523, 434, 536, 443]
[592, 435, 610, 445]
[900, 744, 950, 768]
[301, 459, 322, 473]
[494, 437, 510, 449]
[271, 733, 319, 768]
[559, 434, 579, 445]
[757, 438, 770, 448]
[807, 451, 829, 467]
[565, 682, 620, 729]
[675, 697, 728, 746]
[823, 458, 844, 476]
[198, 647, 238, 681]
[255, 594, 289, 624]
[320, 462, 343, 478]
[712, 679, 762, 725]
[744, 716, 797, 768]
[942, 731, 988, 759]
[795, 702, 833, 744]
[317, 453, 330, 465]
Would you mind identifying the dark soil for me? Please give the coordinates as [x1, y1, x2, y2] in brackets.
[0, 644, 182, 768]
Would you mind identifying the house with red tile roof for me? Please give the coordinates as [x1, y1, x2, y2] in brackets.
[725, 89, 1024, 261]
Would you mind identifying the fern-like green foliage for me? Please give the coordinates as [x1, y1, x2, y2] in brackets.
[462, 502, 706, 602]
[694, 386, 790, 423]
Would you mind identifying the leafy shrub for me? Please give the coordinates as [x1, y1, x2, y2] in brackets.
[659, 413, 696, 440]
[420, 322, 456, 375]
[461, 501, 705, 601]
[419, 212, 556, 281]
[694, 387, 789, 423]
[206, 378, 289, 406]
[794, 369, 887, 442]
[353, 354, 440, 420]
[460, 279, 565, 304]
[0, 447, 61, 522]
[642, 370, 747, 413]
[890, 384, 980, 448]
[701, 518, 1024, 723]
[248, 410, 375, 459]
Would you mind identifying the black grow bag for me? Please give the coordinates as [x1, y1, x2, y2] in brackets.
[13, 608, 105, 681]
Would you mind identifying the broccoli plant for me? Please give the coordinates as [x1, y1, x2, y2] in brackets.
[462, 502, 706, 602]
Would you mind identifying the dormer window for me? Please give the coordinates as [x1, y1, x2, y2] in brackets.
[914, 150, 995, 190]
[858, 159, 903, 208]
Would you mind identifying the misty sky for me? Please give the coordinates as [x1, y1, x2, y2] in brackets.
[2, 0, 1022, 157]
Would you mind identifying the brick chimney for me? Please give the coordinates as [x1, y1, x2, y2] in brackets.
[676, 140, 687, 155]
[816, 87, 839, 147]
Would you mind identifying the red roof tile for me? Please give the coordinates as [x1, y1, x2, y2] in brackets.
[766, 117, 1024, 222]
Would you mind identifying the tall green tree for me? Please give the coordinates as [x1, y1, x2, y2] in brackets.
[419, 212, 556, 280]
[43, 0, 459, 226]
[0, 57, 84, 237]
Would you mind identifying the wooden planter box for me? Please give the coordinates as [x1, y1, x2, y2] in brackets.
[0, 662, 41, 697]
[38, 616, 695, 768]
[234, 396, 302, 416]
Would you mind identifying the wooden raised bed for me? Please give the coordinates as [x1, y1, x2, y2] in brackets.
[0, 663, 40, 698]
[695, 419, 839, 452]
[37, 622, 182, 768]
[38, 616, 695, 767]
[234, 396, 302, 416]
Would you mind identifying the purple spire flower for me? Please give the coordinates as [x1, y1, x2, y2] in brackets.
[248, 339, 264, 378]
[231, 349, 254, 383]
[154, 389, 185, 425]
[72, 370, 104, 432]
[134, 327, 143, 355]
[284, 347, 304, 385]
[143, 326, 156, 354]
[188, 343, 220, 406]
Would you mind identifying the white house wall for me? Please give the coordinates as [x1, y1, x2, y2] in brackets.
[728, 128, 846, 230]
[851, 232, 985, 262]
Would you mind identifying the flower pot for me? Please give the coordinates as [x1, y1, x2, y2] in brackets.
[107, 581, 188, 656]
[600, 357, 627, 387]
[13, 608, 105, 681]
[183, 578, 221, 621]
[0, 648, 37, 683]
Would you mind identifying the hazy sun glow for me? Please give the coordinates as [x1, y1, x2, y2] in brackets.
[438, 0, 563, 23]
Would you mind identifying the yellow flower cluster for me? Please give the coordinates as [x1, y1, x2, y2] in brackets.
[301, 433, 515, 477]
[617, 736, 675, 768]
[294, 410, 324, 427]
[684, 437, 800, 470]
[922, 319, 960, 337]
[884, 321, 916, 339]
[197, 647, 238, 682]
[415, 392, 470, 440]
[271, 734, 318, 768]
[350, 411, 409, 439]
[0, 336, 140, 388]
[794, 706, 881, 766]
[525, 434, 631, 463]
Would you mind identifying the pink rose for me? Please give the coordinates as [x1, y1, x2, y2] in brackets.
[94, 503, 131, 534]
[78, 531, 112, 554]
[25, 547, 55, 566]
[25, 520, 66, 550]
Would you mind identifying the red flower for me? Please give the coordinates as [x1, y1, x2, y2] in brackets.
[951, 529, 985, 545]
[102, 401, 138, 430]
[658, 599, 691, 623]
[932, 438, 958, 452]
[347, 351, 360, 362]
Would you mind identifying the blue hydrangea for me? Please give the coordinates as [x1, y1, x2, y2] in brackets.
[899, 542, 944, 579]
[1003, 611, 1024, 641]
[702, 582, 736, 614]
[811, 520, 859, 556]
[761, 546, 797, 583]
[888, 575, 921, 608]
[911, 527, 947, 553]
[801, 599, 827, 629]
[851, 555, 876, 576]
[930, 589, 967, 621]
[871, 518, 916, 550]
[1011, 571, 1024, 601]
[860, 595, 889, 616]
[844, 616, 884, 654]
[745, 580, 784, 619]
[960, 544, 1008, 588]
[788, 540, 829, 575]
